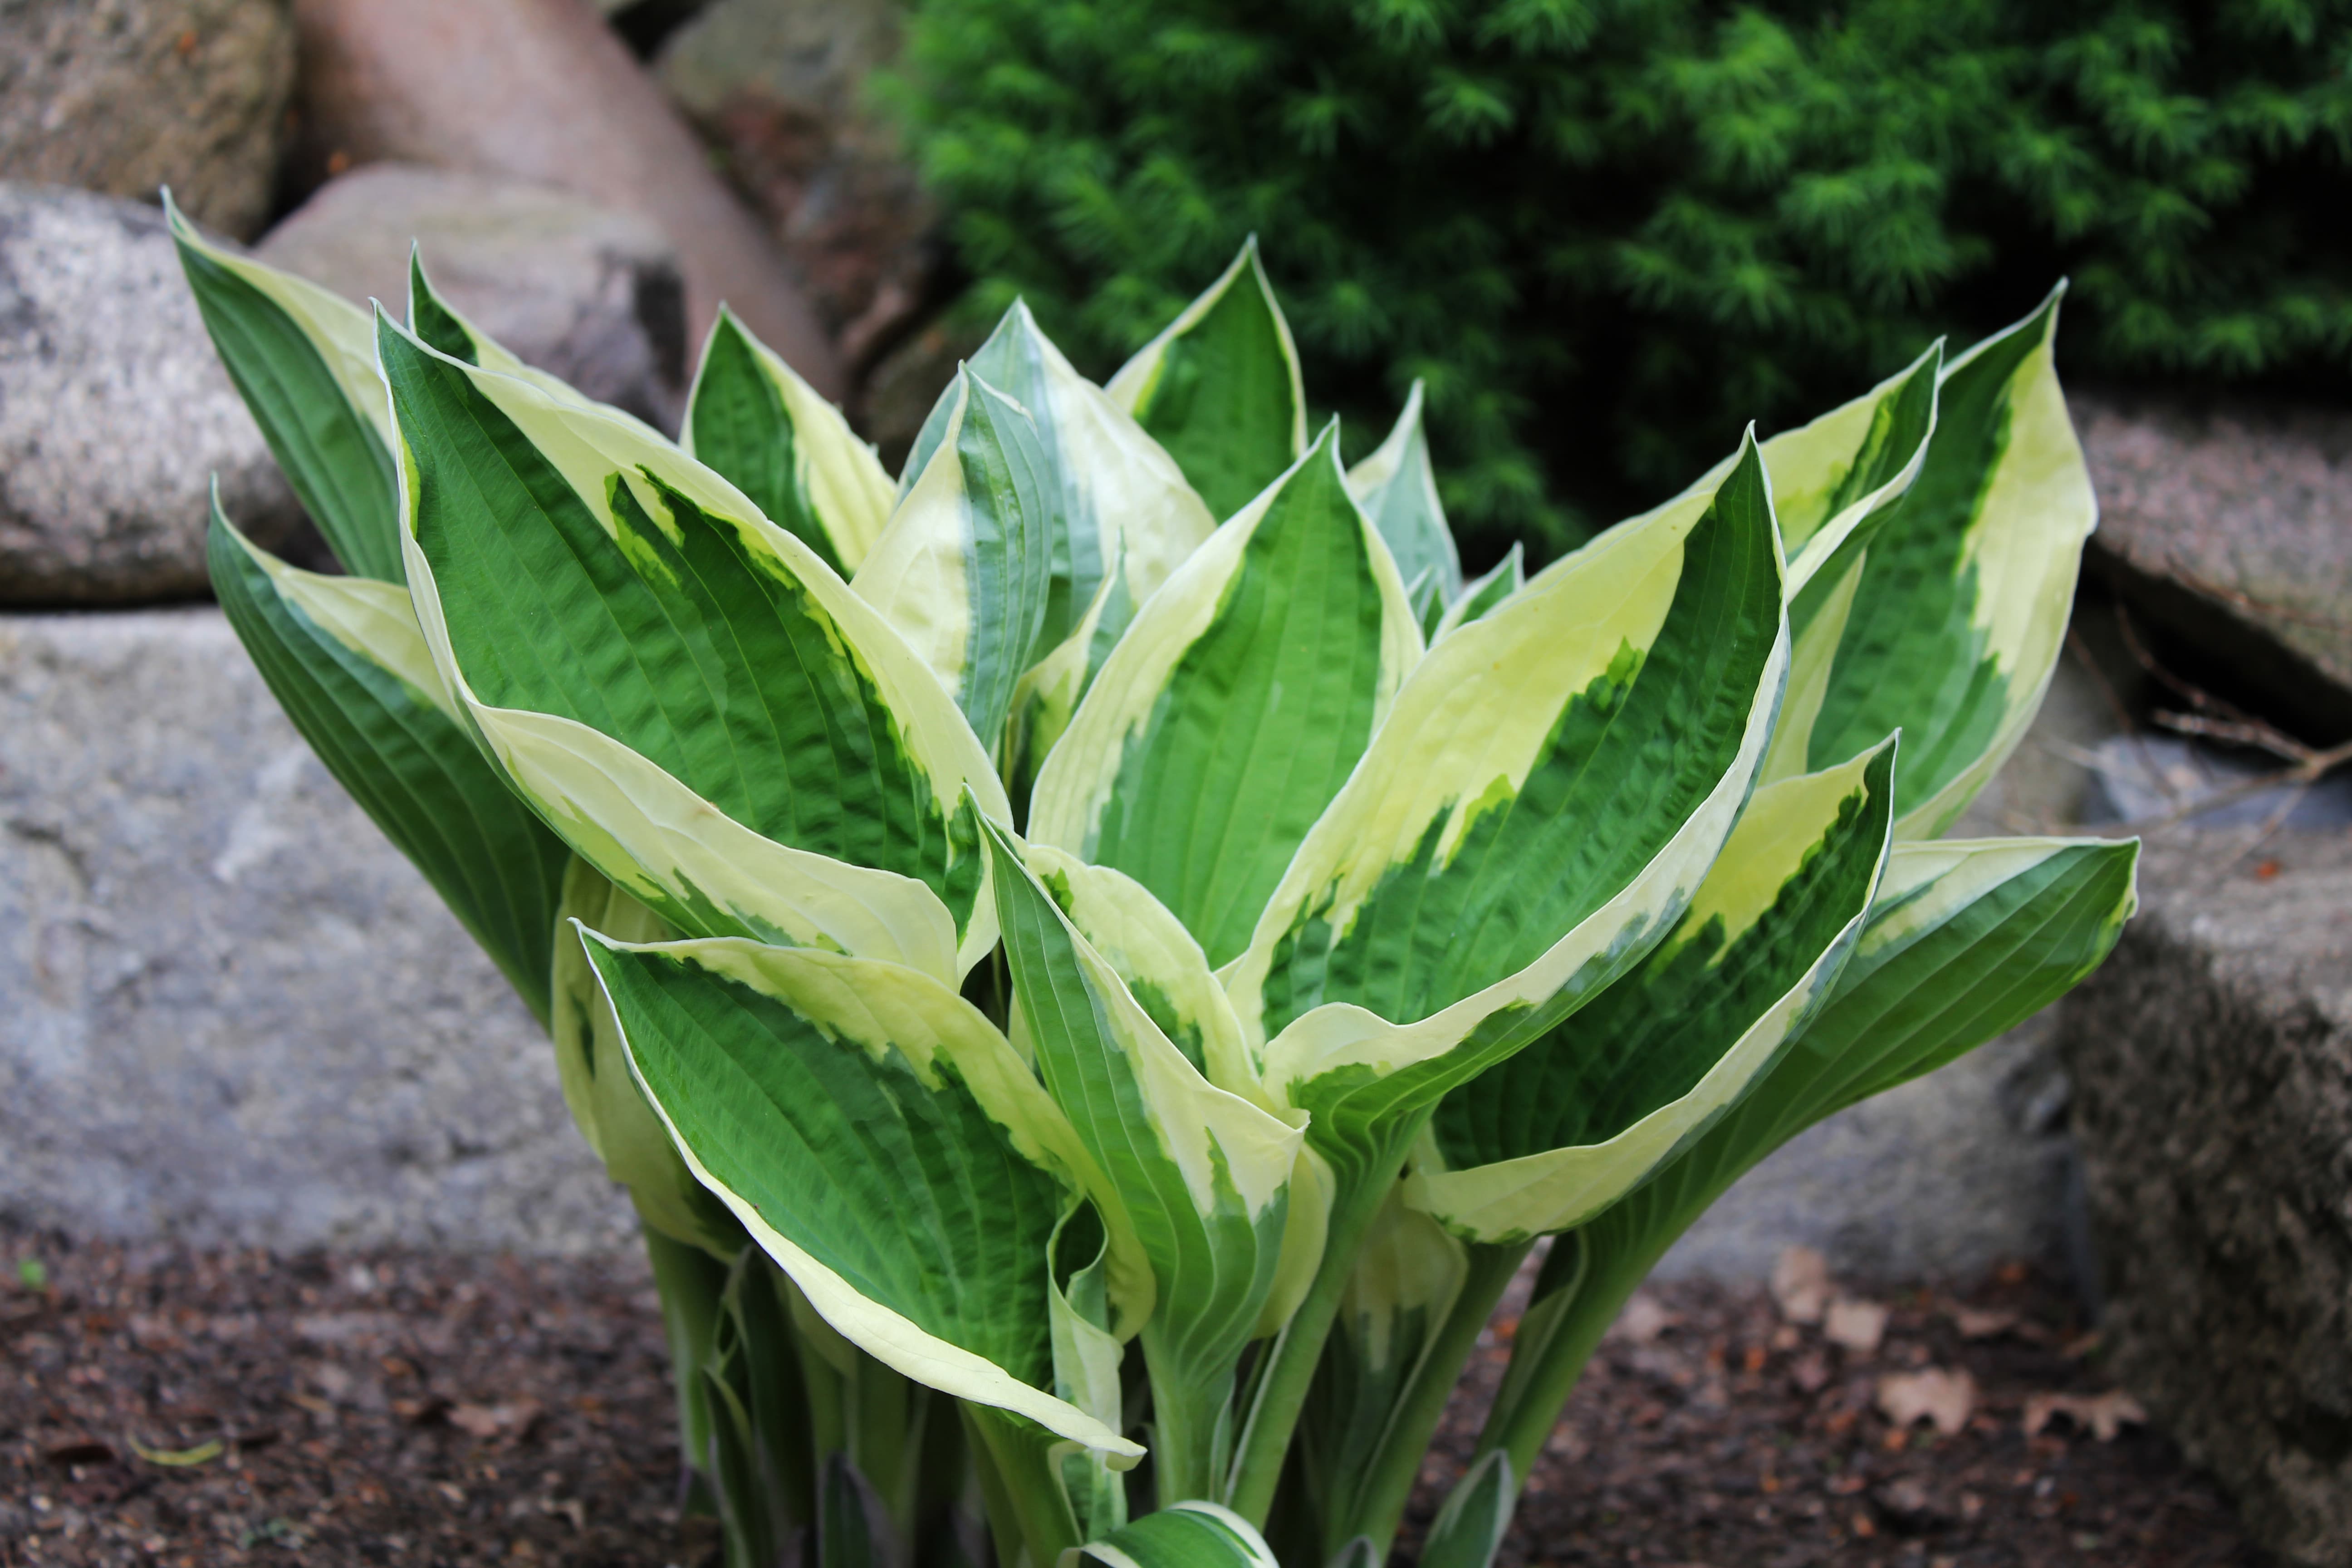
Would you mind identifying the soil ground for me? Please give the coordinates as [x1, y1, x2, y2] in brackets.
[0, 1225, 2264, 1567]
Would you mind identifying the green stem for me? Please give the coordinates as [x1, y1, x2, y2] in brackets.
[1222, 1156, 1404, 1525]
[1140, 1331, 1233, 1507]
[964, 1405, 1084, 1568]
[643, 1225, 734, 1514]
[1475, 1230, 1655, 1485]
[1334, 1239, 1531, 1561]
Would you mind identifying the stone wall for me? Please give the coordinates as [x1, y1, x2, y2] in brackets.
[0, 610, 630, 1255]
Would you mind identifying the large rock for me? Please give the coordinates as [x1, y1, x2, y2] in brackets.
[286, 0, 843, 397]
[257, 163, 689, 430]
[0, 609, 631, 1255]
[655, 0, 937, 368]
[2060, 828, 2352, 1566]
[0, 0, 295, 241]
[0, 183, 314, 605]
[2079, 395, 2352, 746]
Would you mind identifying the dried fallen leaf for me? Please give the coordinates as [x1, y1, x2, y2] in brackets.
[1825, 1297, 1889, 1354]
[449, 1399, 542, 1441]
[1877, 1368, 1977, 1435]
[1790, 1350, 1832, 1394]
[1773, 1246, 1832, 1325]
[1951, 1306, 2021, 1340]
[2024, 1390, 2147, 1442]
[1613, 1293, 1674, 1344]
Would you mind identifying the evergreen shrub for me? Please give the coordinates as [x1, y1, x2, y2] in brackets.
[887, 0, 2352, 559]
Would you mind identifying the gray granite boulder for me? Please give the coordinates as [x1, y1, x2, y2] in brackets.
[2079, 395, 2352, 746]
[0, 0, 295, 241]
[0, 608, 631, 1255]
[0, 183, 314, 604]
[2059, 828, 2352, 1567]
[256, 163, 690, 431]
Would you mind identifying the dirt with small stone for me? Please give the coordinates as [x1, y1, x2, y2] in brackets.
[0, 1225, 2262, 1567]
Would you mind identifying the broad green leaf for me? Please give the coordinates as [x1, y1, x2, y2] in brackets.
[686, 305, 895, 578]
[1347, 381, 1462, 608]
[1106, 239, 1307, 520]
[1411, 738, 1898, 1244]
[405, 249, 675, 444]
[1803, 289, 2095, 835]
[1074, 1503, 1283, 1568]
[206, 497, 568, 1023]
[549, 859, 743, 1254]
[1431, 544, 1522, 643]
[899, 301, 1218, 652]
[167, 194, 400, 582]
[579, 927, 1142, 1462]
[1402, 567, 1444, 642]
[378, 314, 1007, 976]
[1758, 545, 1867, 787]
[856, 367, 1056, 750]
[1474, 833, 2139, 1484]
[983, 816, 1303, 1500]
[1763, 339, 1941, 568]
[1011, 843, 1337, 1339]
[1029, 424, 1422, 968]
[1416, 1451, 1514, 1568]
[1221, 435, 1790, 1171]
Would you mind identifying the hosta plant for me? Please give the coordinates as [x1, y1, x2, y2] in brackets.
[173, 205, 2136, 1568]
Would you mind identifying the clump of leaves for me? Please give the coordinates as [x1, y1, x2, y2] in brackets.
[885, 0, 2352, 559]
[176, 203, 2133, 1568]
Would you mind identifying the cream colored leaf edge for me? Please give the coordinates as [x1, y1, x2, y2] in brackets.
[855, 371, 982, 705]
[1430, 544, 1524, 644]
[1401, 742, 1896, 1244]
[1221, 442, 1792, 1073]
[1769, 339, 1943, 570]
[1338, 1183, 1470, 1377]
[1028, 429, 1424, 863]
[166, 194, 393, 451]
[220, 515, 455, 721]
[382, 315, 1009, 972]
[1072, 1503, 1284, 1568]
[1104, 237, 1309, 461]
[1898, 289, 2097, 841]
[580, 926, 1147, 1465]
[684, 304, 896, 574]
[1759, 549, 1867, 785]
[1347, 380, 1461, 595]
[988, 818, 1306, 1230]
[1866, 831, 2139, 958]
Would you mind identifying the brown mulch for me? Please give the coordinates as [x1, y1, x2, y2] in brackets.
[0, 1225, 2264, 1567]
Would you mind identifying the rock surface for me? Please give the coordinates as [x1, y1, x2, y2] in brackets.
[0, 609, 630, 1254]
[0, 0, 296, 240]
[655, 0, 936, 369]
[2060, 828, 2352, 1567]
[2078, 395, 2352, 745]
[257, 163, 689, 430]
[0, 183, 313, 605]
[286, 0, 842, 397]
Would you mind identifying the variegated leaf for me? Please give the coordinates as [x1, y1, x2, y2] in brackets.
[168, 194, 401, 582]
[578, 926, 1143, 1463]
[856, 367, 1056, 750]
[1348, 381, 1462, 608]
[378, 313, 1007, 977]
[686, 305, 895, 578]
[898, 300, 1217, 652]
[1431, 545, 1522, 643]
[1029, 424, 1422, 968]
[1051, 1202, 1132, 1540]
[983, 816, 1303, 1503]
[1074, 1503, 1283, 1568]
[1220, 434, 1790, 1176]
[1470, 833, 2139, 1485]
[206, 496, 569, 1022]
[1411, 738, 1898, 1244]
[1801, 289, 2095, 835]
[549, 859, 742, 1255]
[1106, 238, 1308, 521]
[1417, 1451, 1515, 1568]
